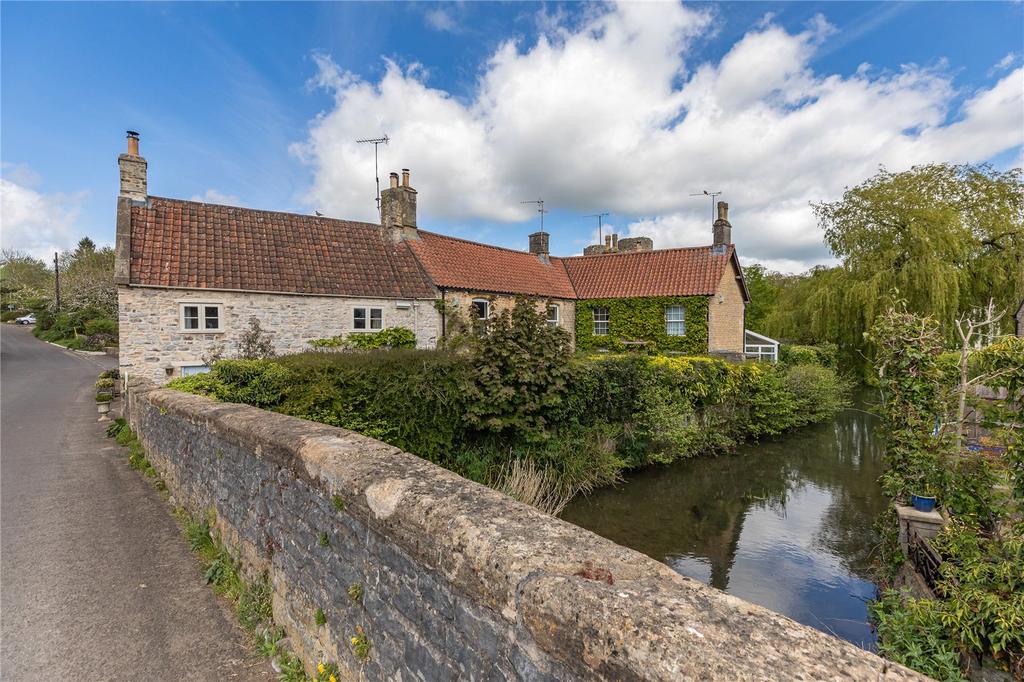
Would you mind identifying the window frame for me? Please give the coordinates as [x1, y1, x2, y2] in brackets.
[592, 307, 609, 336]
[546, 303, 560, 328]
[179, 302, 224, 333]
[665, 305, 686, 336]
[180, 364, 211, 377]
[471, 299, 490, 321]
[352, 306, 384, 332]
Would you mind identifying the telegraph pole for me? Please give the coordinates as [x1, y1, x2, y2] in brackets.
[53, 252, 61, 312]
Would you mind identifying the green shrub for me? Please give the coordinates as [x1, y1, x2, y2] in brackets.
[463, 299, 572, 439]
[783, 364, 851, 427]
[95, 392, 112, 403]
[780, 343, 838, 368]
[83, 318, 118, 336]
[870, 590, 964, 682]
[169, 359, 290, 408]
[309, 326, 417, 351]
[1, 309, 27, 322]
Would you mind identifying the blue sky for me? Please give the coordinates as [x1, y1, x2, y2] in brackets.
[2, 1, 1022, 271]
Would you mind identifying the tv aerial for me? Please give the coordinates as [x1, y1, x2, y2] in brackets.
[521, 199, 548, 232]
[356, 135, 390, 216]
[585, 212, 610, 242]
[690, 190, 722, 224]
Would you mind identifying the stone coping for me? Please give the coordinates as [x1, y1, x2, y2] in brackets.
[129, 377, 927, 681]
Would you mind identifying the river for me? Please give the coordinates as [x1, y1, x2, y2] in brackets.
[561, 392, 887, 650]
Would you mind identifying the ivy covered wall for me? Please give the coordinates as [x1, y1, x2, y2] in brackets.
[575, 296, 709, 353]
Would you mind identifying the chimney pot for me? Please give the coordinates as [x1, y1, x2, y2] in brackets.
[381, 169, 417, 239]
[126, 130, 140, 156]
[604, 235, 612, 248]
[611, 233, 619, 250]
[717, 201, 729, 222]
[389, 172, 399, 189]
[401, 169, 410, 187]
[118, 130, 147, 201]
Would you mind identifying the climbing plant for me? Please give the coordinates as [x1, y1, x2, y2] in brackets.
[575, 296, 708, 353]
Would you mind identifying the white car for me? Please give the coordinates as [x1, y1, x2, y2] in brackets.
[14, 313, 36, 325]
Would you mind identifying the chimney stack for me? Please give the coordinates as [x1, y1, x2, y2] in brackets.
[381, 168, 418, 241]
[118, 130, 147, 202]
[713, 201, 731, 248]
[528, 231, 549, 258]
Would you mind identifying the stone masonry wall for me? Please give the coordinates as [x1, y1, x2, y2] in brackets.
[119, 286, 441, 383]
[444, 291, 577, 346]
[708, 259, 745, 353]
[125, 377, 925, 681]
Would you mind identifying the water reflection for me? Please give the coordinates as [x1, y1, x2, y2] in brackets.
[561, 394, 886, 649]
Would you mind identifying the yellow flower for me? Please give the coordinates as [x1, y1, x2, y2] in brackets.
[317, 663, 326, 674]
[329, 676, 337, 682]
[351, 637, 358, 644]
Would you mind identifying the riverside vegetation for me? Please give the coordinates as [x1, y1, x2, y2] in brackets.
[170, 299, 849, 514]
[866, 304, 1023, 681]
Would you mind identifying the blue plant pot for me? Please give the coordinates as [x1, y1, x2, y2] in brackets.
[911, 495, 937, 513]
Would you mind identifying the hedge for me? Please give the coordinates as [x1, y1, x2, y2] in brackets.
[171, 349, 849, 489]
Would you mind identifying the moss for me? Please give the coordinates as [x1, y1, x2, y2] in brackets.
[575, 296, 708, 354]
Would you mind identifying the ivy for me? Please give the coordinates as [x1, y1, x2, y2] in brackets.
[575, 296, 708, 353]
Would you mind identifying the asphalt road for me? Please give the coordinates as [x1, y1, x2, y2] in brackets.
[1, 325, 274, 680]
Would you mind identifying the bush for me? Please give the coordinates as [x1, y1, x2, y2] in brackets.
[273, 350, 470, 463]
[783, 364, 851, 427]
[309, 326, 417, 351]
[870, 590, 964, 682]
[780, 343, 837, 368]
[83, 318, 118, 336]
[1, 309, 27, 322]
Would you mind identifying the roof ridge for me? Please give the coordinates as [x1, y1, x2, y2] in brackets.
[418, 229, 556, 259]
[561, 243, 727, 261]
[147, 195, 383, 231]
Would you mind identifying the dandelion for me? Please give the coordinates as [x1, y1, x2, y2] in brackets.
[329, 676, 337, 682]
[318, 662, 326, 674]
[351, 637, 358, 644]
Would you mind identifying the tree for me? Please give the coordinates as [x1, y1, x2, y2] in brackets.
[740, 263, 779, 334]
[58, 242, 116, 317]
[0, 249, 53, 309]
[754, 164, 1022, 372]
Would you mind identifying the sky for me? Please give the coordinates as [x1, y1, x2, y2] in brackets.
[1, 1, 1022, 273]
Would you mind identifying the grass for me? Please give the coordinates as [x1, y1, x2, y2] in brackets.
[106, 416, 331, 681]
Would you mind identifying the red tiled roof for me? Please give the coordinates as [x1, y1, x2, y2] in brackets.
[129, 197, 435, 298]
[562, 246, 737, 299]
[407, 231, 577, 299]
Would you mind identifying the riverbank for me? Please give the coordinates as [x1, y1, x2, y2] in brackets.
[563, 390, 886, 649]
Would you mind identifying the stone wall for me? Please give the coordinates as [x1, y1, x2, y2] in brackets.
[708, 259, 746, 353]
[125, 377, 924, 681]
[444, 290, 576, 345]
[119, 286, 441, 383]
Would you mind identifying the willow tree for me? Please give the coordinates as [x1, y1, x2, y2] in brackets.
[808, 163, 1023, 370]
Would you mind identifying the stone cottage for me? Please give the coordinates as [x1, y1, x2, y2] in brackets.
[115, 134, 439, 383]
[115, 133, 749, 383]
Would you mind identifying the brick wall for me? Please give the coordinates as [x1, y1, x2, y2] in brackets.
[125, 378, 924, 681]
[708, 259, 745, 353]
[118, 286, 441, 383]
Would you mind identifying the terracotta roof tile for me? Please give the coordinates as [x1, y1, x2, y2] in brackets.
[129, 197, 435, 298]
[562, 246, 737, 299]
[407, 231, 577, 299]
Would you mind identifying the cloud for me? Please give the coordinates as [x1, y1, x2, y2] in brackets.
[992, 52, 1017, 73]
[424, 7, 459, 33]
[190, 189, 241, 206]
[294, 2, 1024, 272]
[0, 171, 87, 260]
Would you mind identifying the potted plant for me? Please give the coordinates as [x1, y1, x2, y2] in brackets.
[96, 392, 113, 415]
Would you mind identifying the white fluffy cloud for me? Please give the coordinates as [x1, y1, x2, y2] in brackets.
[294, 2, 1024, 271]
[0, 167, 87, 260]
[190, 189, 241, 206]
